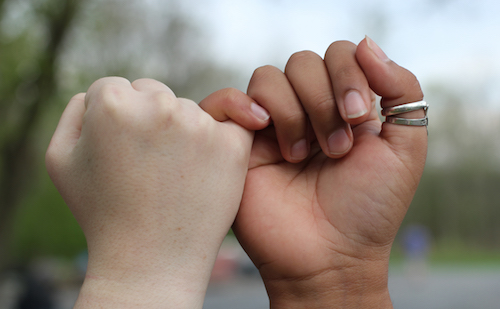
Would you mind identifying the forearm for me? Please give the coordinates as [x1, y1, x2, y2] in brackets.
[264, 261, 393, 309]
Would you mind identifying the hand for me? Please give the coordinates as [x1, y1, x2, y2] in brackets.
[45, 79, 269, 308]
[232, 37, 427, 308]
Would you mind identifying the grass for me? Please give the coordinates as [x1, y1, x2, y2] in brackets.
[390, 242, 500, 267]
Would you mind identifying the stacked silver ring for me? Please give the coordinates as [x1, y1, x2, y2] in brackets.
[381, 100, 428, 126]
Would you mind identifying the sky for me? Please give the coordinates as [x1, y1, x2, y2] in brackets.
[169, 0, 500, 109]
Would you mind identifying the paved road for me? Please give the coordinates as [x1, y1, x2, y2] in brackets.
[3, 265, 499, 308]
[203, 266, 500, 309]
[389, 266, 500, 309]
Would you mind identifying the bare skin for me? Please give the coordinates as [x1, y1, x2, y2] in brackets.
[46, 37, 427, 308]
[230, 37, 427, 308]
[46, 79, 269, 308]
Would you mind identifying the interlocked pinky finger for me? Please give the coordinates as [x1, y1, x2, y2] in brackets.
[199, 88, 270, 131]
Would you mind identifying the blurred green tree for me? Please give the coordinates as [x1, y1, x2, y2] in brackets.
[400, 83, 500, 257]
[0, 0, 242, 269]
[0, 0, 82, 267]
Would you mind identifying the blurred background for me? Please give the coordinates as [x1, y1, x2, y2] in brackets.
[1, 0, 500, 308]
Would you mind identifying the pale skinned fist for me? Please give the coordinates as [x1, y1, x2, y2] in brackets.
[46, 78, 269, 308]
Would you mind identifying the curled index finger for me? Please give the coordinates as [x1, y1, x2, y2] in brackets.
[199, 88, 270, 131]
[285, 50, 353, 158]
[248, 65, 309, 163]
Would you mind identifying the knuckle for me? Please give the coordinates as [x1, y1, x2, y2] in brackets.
[326, 40, 356, 55]
[97, 83, 123, 116]
[395, 69, 424, 101]
[90, 76, 128, 92]
[310, 91, 336, 114]
[152, 90, 175, 107]
[142, 94, 182, 131]
[249, 65, 284, 98]
[71, 92, 86, 102]
[251, 65, 282, 83]
[134, 77, 155, 84]
[219, 87, 244, 106]
[332, 65, 360, 82]
[157, 100, 180, 124]
[287, 50, 320, 68]
[169, 98, 201, 129]
[280, 109, 306, 125]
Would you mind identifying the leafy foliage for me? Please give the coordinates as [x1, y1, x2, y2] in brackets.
[0, 0, 241, 268]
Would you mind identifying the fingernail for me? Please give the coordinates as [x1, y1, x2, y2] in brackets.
[291, 139, 308, 161]
[366, 35, 390, 62]
[328, 128, 350, 155]
[345, 91, 367, 119]
[250, 102, 270, 121]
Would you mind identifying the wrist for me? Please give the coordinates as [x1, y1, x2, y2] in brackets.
[74, 267, 209, 309]
[264, 260, 393, 309]
[73, 248, 217, 308]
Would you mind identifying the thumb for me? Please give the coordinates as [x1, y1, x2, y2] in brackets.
[46, 93, 86, 175]
[356, 36, 427, 163]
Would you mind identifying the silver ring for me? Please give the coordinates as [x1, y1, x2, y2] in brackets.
[381, 100, 428, 117]
[386, 116, 428, 126]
